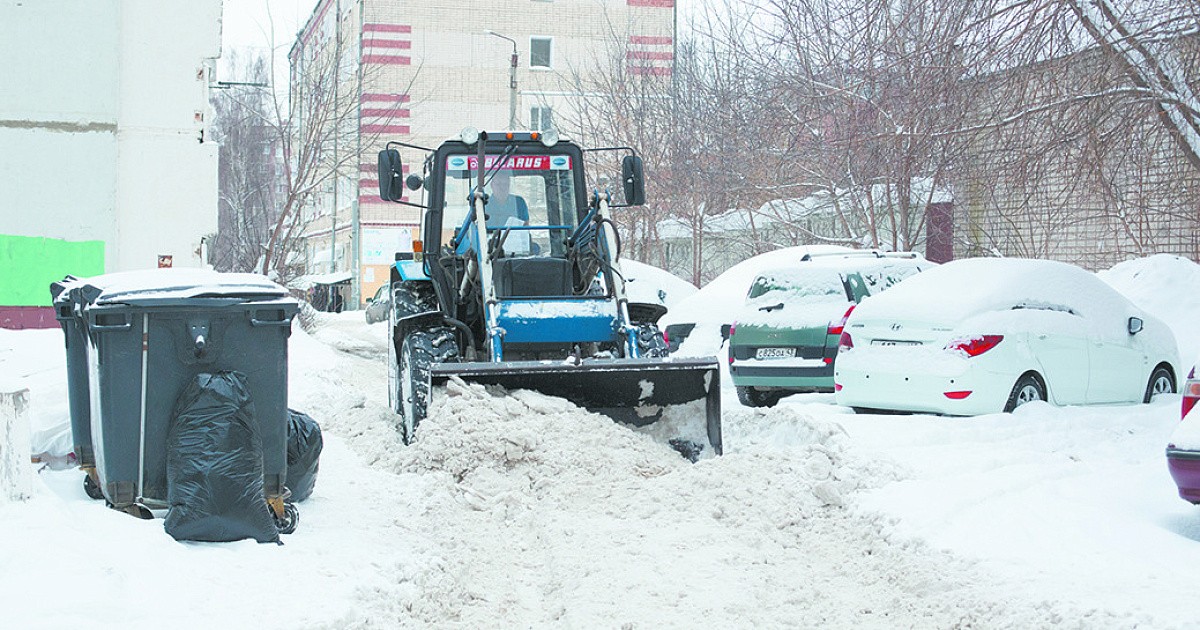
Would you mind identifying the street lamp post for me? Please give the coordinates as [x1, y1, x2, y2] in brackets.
[485, 30, 518, 129]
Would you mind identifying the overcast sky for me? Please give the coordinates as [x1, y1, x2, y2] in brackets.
[219, 0, 310, 81]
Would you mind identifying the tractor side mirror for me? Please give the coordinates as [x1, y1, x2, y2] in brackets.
[378, 149, 403, 201]
[1128, 316, 1144, 335]
[621, 155, 645, 206]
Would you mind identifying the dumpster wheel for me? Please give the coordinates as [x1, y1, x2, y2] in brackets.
[274, 502, 299, 535]
[82, 469, 104, 500]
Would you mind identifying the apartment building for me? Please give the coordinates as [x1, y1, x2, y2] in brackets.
[290, 0, 676, 306]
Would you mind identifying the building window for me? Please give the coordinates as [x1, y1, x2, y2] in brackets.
[531, 106, 553, 132]
[530, 37, 552, 69]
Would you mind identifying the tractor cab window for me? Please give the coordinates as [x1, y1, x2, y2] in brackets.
[443, 153, 579, 257]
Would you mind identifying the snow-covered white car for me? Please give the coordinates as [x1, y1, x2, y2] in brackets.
[834, 257, 1180, 415]
[1167, 358, 1200, 503]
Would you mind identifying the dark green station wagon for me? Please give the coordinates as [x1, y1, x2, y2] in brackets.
[728, 252, 931, 407]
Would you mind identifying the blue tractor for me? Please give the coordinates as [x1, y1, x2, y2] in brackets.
[377, 128, 721, 459]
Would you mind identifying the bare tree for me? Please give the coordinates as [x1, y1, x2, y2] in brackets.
[211, 3, 412, 283]
[564, 12, 783, 284]
[560, 0, 1200, 277]
[210, 52, 280, 274]
[1065, 0, 1200, 171]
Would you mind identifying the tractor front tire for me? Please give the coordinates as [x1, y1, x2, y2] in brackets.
[396, 328, 459, 444]
[398, 331, 435, 444]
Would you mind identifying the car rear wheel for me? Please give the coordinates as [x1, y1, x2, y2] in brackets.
[1004, 373, 1045, 412]
[736, 386, 783, 408]
[1143, 365, 1175, 403]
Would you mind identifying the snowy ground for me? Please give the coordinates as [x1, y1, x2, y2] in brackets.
[3, 302, 1199, 628]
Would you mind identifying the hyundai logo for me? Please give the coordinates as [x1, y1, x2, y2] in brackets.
[891, 323, 903, 331]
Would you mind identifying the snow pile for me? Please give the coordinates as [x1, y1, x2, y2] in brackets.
[324, 378, 1132, 628]
[305, 309, 390, 361]
[1169, 405, 1200, 450]
[0, 328, 73, 462]
[286, 326, 404, 469]
[1099, 253, 1200, 360]
[0, 309, 1172, 627]
[842, 399, 1191, 627]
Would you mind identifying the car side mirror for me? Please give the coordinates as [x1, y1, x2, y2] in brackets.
[378, 149, 404, 201]
[621, 155, 645, 206]
[1128, 316, 1144, 335]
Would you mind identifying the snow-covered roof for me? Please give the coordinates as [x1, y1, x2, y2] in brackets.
[293, 271, 354, 289]
[655, 178, 954, 238]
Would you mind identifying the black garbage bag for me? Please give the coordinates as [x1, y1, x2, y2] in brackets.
[286, 409, 323, 502]
[164, 372, 280, 544]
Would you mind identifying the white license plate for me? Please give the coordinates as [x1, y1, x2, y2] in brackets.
[872, 340, 922, 347]
[755, 347, 796, 359]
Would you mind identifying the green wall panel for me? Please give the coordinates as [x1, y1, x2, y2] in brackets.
[0, 234, 105, 306]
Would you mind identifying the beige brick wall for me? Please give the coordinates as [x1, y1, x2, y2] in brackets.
[954, 40, 1200, 270]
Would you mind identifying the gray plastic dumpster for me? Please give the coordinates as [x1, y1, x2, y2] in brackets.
[80, 270, 298, 518]
[50, 277, 98, 497]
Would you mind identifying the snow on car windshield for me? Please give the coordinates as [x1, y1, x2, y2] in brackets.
[746, 268, 847, 303]
[734, 268, 850, 328]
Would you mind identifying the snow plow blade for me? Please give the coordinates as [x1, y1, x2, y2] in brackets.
[431, 357, 723, 458]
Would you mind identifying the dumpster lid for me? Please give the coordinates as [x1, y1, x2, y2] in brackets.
[83, 269, 289, 304]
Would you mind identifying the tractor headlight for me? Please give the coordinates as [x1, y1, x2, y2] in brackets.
[459, 126, 480, 145]
[539, 128, 559, 147]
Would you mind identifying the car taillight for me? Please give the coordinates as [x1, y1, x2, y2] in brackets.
[729, 322, 737, 337]
[827, 304, 856, 336]
[945, 335, 1003, 357]
[839, 331, 853, 351]
[662, 329, 670, 347]
[1184, 368, 1200, 419]
[943, 390, 973, 400]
